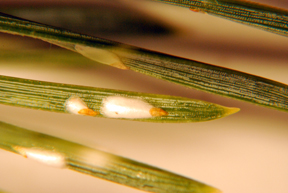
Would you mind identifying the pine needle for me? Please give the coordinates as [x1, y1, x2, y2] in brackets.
[0, 121, 221, 193]
[0, 11, 287, 112]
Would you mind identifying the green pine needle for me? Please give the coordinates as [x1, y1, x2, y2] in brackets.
[152, 0, 288, 37]
[0, 75, 239, 123]
[0, 121, 221, 193]
[0, 12, 286, 112]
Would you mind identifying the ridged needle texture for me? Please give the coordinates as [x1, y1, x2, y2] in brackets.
[0, 75, 238, 123]
[152, 0, 288, 37]
[114, 48, 288, 112]
[0, 12, 287, 112]
[0, 121, 221, 193]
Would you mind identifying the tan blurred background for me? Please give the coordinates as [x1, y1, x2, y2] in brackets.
[0, 0, 288, 193]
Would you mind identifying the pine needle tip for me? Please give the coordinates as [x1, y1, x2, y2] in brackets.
[225, 107, 240, 116]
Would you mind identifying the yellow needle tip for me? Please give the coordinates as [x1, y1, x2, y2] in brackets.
[225, 107, 240, 116]
[201, 186, 222, 193]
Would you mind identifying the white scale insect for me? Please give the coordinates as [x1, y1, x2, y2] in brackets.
[14, 146, 66, 168]
[65, 96, 99, 116]
[65, 95, 167, 119]
[101, 96, 168, 119]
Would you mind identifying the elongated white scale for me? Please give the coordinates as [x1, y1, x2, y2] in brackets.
[65, 96, 99, 116]
[74, 44, 129, 70]
[101, 96, 168, 119]
[14, 146, 66, 168]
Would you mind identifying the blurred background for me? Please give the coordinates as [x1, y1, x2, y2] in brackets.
[0, 0, 288, 193]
